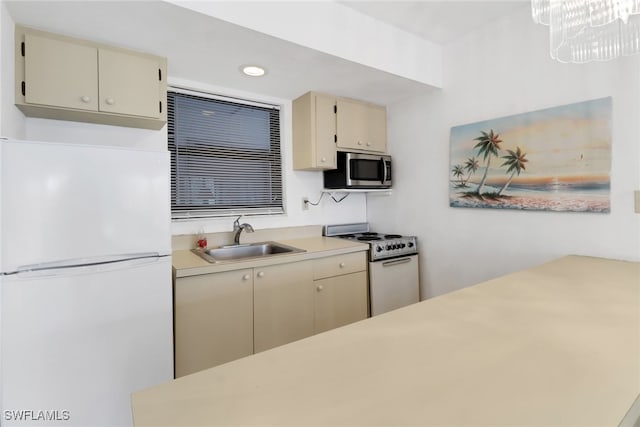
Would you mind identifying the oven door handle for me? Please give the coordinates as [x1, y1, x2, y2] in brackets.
[381, 257, 412, 267]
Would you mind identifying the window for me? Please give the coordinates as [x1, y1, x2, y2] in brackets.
[168, 90, 283, 219]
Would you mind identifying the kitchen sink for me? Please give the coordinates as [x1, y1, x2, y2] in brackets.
[192, 241, 305, 263]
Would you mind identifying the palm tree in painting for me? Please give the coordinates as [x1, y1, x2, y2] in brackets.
[451, 164, 465, 187]
[463, 156, 479, 186]
[497, 147, 528, 196]
[474, 129, 502, 195]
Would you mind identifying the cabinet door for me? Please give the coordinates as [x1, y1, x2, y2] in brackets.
[254, 261, 314, 353]
[292, 92, 336, 170]
[314, 93, 337, 169]
[174, 269, 253, 377]
[24, 33, 98, 111]
[336, 98, 387, 153]
[336, 98, 368, 151]
[98, 48, 161, 118]
[314, 271, 368, 334]
[365, 104, 387, 153]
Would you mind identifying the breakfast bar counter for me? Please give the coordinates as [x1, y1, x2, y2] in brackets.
[132, 255, 640, 426]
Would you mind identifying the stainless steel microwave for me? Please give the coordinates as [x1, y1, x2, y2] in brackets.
[323, 152, 392, 189]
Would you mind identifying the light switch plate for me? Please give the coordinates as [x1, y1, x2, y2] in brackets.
[635, 190, 640, 214]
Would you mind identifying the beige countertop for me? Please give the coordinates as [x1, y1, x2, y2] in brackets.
[172, 236, 369, 278]
[133, 255, 640, 426]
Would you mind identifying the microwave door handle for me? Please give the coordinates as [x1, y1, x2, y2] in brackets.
[381, 158, 388, 185]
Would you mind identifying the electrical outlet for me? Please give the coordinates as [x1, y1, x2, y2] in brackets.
[302, 197, 309, 210]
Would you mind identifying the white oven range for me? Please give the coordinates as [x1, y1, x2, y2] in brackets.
[324, 223, 420, 316]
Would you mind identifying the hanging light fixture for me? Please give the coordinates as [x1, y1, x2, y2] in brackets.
[532, 0, 640, 62]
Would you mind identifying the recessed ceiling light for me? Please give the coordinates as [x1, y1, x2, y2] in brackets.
[241, 65, 266, 77]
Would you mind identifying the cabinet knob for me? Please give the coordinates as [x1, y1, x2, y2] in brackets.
[105, 97, 115, 105]
[321, 157, 326, 163]
[366, 142, 372, 146]
[357, 141, 363, 146]
[80, 96, 91, 103]
[316, 284, 324, 292]
[257, 271, 265, 278]
[242, 274, 251, 281]
[339, 262, 346, 268]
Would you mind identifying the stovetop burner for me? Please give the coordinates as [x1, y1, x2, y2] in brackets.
[357, 235, 382, 241]
[324, 223, 418, 261]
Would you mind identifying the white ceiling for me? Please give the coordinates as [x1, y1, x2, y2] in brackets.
[4, 1, 528, 105]
[339, 1, 528, 45]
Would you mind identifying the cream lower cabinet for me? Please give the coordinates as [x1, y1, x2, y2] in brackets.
[313, 252, 368, 333]
[174, 252, 368, 376]
[254, 261, 315, 353]
[174, 269, 254, 378]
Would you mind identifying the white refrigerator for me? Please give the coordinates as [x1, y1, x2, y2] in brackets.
[0, 138, 174, 426]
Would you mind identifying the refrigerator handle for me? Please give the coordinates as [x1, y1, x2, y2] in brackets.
[13, 252, 166, 274]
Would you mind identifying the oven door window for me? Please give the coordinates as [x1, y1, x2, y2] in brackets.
[350, 159, 382, 182]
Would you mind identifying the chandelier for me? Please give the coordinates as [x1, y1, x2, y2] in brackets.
[531, 0, 640, 62]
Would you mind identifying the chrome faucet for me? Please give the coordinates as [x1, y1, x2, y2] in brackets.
[233, 215, 254, 245]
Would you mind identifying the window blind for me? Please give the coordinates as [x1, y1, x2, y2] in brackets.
[168, 91, 283, 219]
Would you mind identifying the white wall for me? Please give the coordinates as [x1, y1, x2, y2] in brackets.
[367, 7, 640, 299]
[0, 10, 366, 237]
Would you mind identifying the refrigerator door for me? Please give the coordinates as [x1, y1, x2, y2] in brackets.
[0, 139, 171, 273]
[1, 256, 173, 427]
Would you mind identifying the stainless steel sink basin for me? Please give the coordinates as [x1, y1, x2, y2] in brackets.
[192, 241, 305, 263]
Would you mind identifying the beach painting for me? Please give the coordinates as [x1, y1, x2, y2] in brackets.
[449, 97, 611, 213]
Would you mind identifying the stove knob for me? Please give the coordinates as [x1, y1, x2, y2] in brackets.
[400, 243, 406, 249]
[386, 245, 391, 250]
[408, 242, 414, 248]
[376, 246, 383, 252]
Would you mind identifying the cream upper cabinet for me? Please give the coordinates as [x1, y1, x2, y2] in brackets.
[336, 97, 387, 153]
[313, 252, 368, 334]
[98, 48, 162, 118]
[292, 91, 337, 170]
[254, 261, 315, 353]
[24, 33, 99, 112]
[174, 269, 254, 378]
[293, 92, 388, 171]
[16, 25, 167, 130]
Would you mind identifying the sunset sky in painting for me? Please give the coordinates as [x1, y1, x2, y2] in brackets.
[450, 97, 611, 185]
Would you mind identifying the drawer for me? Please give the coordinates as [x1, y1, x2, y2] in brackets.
[313, 251, 367, 280]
